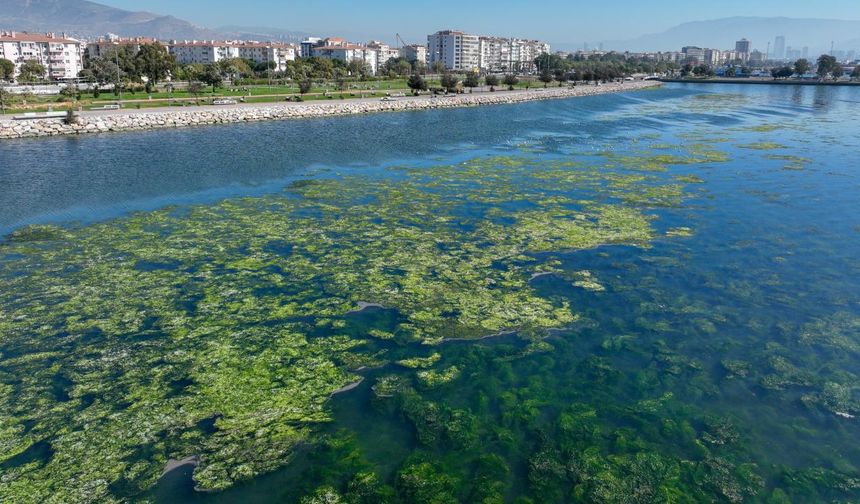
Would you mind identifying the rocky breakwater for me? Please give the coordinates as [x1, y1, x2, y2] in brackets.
[0, 81, 660, 140]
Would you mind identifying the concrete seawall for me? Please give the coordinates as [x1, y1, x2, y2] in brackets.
[0, 81, 660, 140]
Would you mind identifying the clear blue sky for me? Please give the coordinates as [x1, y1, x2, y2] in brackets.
[99, 0, 860, 46]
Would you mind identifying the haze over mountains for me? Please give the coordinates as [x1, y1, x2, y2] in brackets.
[1, 0, 858, 56]
[0, 0, 310, 40]
[602, 17, 860, 54]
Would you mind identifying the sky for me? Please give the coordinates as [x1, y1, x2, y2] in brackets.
[98, 0, 860, 46]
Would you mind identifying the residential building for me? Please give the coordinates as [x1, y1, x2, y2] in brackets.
[168, 41, 296, 71]
[300, 37, 323, 58]
[682, 46, 705, 64]
[427, 30, 480, 71]
[478, 37, 549, 73]
[773, 36, 786, 60]
[735, 38, 751, 61]
[367, 40, 400, 69]
[749, 50, 764, 64]
[311, 40, 378, 75]
[399, 44, 427, 65]
[0, 30, 83, 81]
[87, 35, 159, 59]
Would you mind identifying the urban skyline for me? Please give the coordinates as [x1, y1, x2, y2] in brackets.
[93, 0, 860, 46]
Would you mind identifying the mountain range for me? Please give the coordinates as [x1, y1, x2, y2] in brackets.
[1, 0, 859, 56]
[602, 17, 860, 54]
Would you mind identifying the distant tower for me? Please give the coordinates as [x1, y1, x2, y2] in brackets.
[774, 36, 786, 60]
[735, 38, 751, 61]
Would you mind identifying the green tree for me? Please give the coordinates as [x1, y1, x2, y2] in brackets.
[852, 66, 860, 80]
[135, 43, 176, 91]
[187, 82, 204, 103]
[503, 74, 519, 90]
[219, 58, 253, 80]
[201, 64, 223, 92]
[299, 78, 313, 94]
[407, 74, 427, 95]
[346, 59, 367, 77]
[816, 55, 838, 79]
[484, 74, 500, 91]
[18, 60, 46, 83]
[794, 58, 811, 76]
[0, 58, 14, 81]
[59, 84, 79, 102]
[0, 87, 12, 114]
[463, 71, 480, 90]
[538, 70, 553, 87]
[431, 60, 446, 74]
[725, 66, 737, 77]
[440, 73, 459, 93]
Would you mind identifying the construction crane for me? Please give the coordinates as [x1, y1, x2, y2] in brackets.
[396, 33, 407, 50]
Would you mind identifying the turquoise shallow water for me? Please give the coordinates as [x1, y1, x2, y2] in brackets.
[2, 83, 860, 503]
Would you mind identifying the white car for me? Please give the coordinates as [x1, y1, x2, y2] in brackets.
[380, 96, 395, 102]
[213, 99, 238, 105]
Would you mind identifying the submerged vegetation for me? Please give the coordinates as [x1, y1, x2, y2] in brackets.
[0, 148, 698, 502]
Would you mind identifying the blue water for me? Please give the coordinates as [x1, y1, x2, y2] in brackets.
[2, 83, 860, 502]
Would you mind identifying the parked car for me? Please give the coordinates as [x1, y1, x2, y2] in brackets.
[213, 99, 238, 105]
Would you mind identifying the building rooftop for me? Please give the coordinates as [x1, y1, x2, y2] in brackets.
[0, 31, 78, 43]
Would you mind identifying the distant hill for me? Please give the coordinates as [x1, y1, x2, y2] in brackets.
[216, 25, 313, 43]
[0, 0, 219, 39]
[605, 17, 860, 54]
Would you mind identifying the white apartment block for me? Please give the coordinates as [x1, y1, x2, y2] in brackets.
[479, 37, 550, 73]
[312, 41, 379, 75]
[429, 30, 548, 73]
[400, 44, 427, 65]
[0, 31, 83, 81]
[427, 30, 480, 71]
[367, 41, 400, 70]
[87, 35, 159, 59]
[168, 41, 296, 71]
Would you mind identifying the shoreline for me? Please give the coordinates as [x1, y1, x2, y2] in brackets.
[0, 81, 660, 140]
[660, 78, 860, 87]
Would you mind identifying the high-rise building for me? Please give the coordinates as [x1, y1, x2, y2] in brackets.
[802, 46, 809, 59]
[682, 46, 705, 64]
[774, 36, 786, 60]
[735, 38, 751, 61]
[0, 31, 83, 81]
[427, 30, 480, 71]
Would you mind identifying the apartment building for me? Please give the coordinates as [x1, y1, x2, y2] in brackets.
[399, 44, 427, 65]
[0, 31, 83, 81]
[427, 30, 480, 71]
[429, 31, 548, 73]
[168, 41, 296, 71]
[312, 42, 378, 75]
[367, 41, 401, 70]
[87, 35, 159, 59]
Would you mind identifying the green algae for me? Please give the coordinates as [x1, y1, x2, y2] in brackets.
[0, 150, 696, 502]
[737, 142, 786, 151]
[666, 227, 695, 238]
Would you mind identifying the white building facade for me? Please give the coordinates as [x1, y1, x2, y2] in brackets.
[400, 44, 427, 65]
[427, 30, 480, 71]
[168, 41, 296, 71]
[0, 31, 83, 81]
[429, 31, 548, 73]
[312, 43, 378, 75]
[367, 41, 400, 70]
[87, 36, 159, 59]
